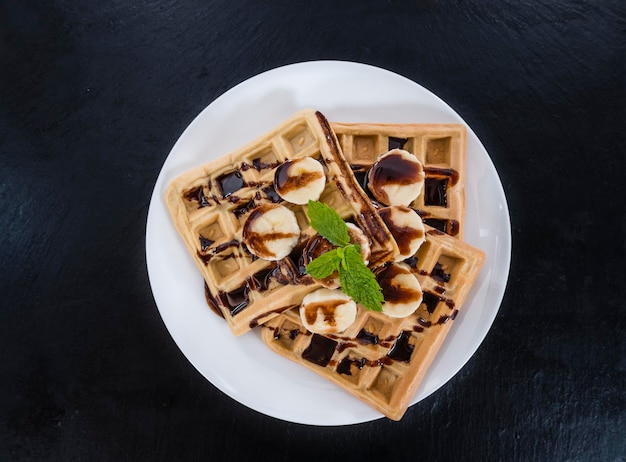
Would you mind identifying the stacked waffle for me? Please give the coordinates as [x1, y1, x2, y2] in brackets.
[166, 109, 485, 420]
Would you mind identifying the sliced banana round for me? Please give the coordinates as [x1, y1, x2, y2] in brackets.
[367, 149, 425, 206]
[299, 288, 357, 334]
[302, 223, 371, 289]
[242, 203, 300, 260]
[379, 205, 426, 262]
[273, 157, 326, 205]
[376, 263, 423, 318]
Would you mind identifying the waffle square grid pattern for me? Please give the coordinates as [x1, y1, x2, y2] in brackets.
[332, 123, 466, 239]
[166, 110, 399, 336]
[260, 226, 485, 421]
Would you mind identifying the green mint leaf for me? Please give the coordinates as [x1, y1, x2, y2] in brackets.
[305, 248, 343, 279]
[339, 245, 384, 312]
[306, 200, 350, 247]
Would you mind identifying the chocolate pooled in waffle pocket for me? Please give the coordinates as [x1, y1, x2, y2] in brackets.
[260, 121, 487, 420]
[165, 110, 399, 336]
[261, 225, 485, 421]
[331, 122, 467, 239]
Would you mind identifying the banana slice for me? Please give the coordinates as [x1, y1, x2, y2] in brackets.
[367, 149, 425, 206]
[376, 263, 423, 318]
[302, 223, 371, 289]
[274, 157, 326, 205]
[379, 206, 426, 262]
[299, 288, 357, 334]
[242, 203, 300, 260]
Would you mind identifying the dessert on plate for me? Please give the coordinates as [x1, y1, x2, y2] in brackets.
[165, 110, 398, 336]
[165, 109, 485, 420]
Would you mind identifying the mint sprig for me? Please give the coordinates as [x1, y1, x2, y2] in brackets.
[306, 200, 350, 247]
[339, 245, 384, 312]
[305, 247, 344, 279]
[305, 200, 383, 312]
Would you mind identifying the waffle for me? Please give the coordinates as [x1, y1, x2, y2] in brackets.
[166, 110, 399, 336]
[332, 123, 466, 239]
[260, 225, 485, 421]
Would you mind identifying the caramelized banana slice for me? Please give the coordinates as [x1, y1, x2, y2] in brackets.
[299, 288, 357, 334]
[242, 203, 300, 260]
[379, 206, 425, 262]
[274, 157, 326, 205]
[376, 263, 423, 318]
[368, 149, 424, 206]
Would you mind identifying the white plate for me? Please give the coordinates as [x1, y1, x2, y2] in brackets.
[146, 61, 511, 425]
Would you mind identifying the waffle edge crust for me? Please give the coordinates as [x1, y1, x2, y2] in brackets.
[260, 226, 485, 421]
[165, 110, 399, 336]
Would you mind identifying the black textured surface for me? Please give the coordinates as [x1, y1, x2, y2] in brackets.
[1, 1, 624, 460]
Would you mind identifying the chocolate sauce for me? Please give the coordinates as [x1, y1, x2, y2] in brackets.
[252, 157, 279, 171]
[183, 186, 210, 207]
[287, 241, 309, 279]
[300, 234, 338, 285]
[199, 235, 215, 252]
[424, 166, 459, 186]
[422, 292, 443, 314]
[214, 239, 240, 254]
[448, 220, 460, 236]
[431, 262, 451, 283]
[197, 240, 237, 265]
[248, 306, 295, 329]
[204, 282, 224, 319]
[217, 171, 245, 198]
[302, 234, 334, 264]
[249, 264, 283, 291]
[233, 199, 257, 218]
[337, 357, 366, 376]
[217, 285, 249, 316]
[197, 251, 211, 264]
[356, 328, 379, 345]
[262, 185, 282, 203]
[388, 137, 409, 150]
[351, 167, 374, 200]
[387, 331, 414, 362]
[379, 207, 425, 256]
[337, 342, 356, 353]
[417, 317, 432, 328]
[424, 178, 448, 207]
[423, 218, 448, 233]
[403, 256, 418, 268]
[302, 334, 337, 367]
[376, 264, 422, 304]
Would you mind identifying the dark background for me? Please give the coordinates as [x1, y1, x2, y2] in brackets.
[1, 1, 624, 460]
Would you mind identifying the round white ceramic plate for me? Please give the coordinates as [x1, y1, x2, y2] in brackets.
[146, 61, 511, 425]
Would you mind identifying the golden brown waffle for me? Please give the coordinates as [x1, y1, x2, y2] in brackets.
[332, 123, 466, 239]
[260, 225, 485, 420]
[166, 110, 399, 336]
